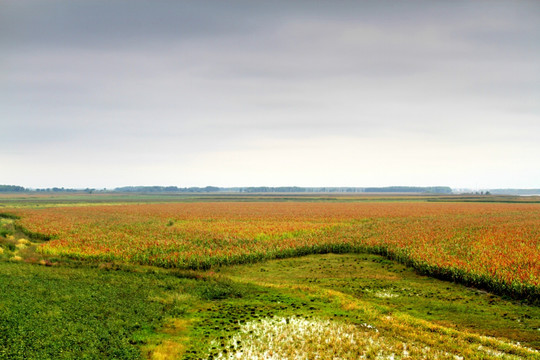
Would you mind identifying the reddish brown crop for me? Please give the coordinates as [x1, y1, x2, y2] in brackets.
[8, 202, 540, 299]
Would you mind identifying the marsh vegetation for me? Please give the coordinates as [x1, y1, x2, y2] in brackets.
[0, 194, 539, 359]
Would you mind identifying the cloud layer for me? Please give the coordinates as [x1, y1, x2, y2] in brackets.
[2, 1, 539, 188]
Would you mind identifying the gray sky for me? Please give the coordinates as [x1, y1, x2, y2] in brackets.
[2, 1, 539, 189]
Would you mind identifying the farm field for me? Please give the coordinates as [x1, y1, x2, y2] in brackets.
[4, 199, 540, 299]
[1, 194, 539, 359]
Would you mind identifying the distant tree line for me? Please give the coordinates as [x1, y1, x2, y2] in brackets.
[238, 186, 321, 193]
[114, 186, 453, 194]
[1, 184, 456, 194]
[34, 187, 91, 193]
[488, 189, 540, 196]
[0, 185, 98, 193]
[0, 185, 26, 192]
[114, 186, 221, 193]
[363, 186, 452, 194]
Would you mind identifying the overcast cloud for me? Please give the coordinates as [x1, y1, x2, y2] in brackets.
[1, 1, 539, 188]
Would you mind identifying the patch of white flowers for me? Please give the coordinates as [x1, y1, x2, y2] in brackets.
[209, 316, 376, 359]
[374, 291, 399, 299]
[208, 316, 447, 360]
[206, 316, 537, 360]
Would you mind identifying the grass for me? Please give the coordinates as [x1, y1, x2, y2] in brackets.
[0, 260, 215, 359]
[218, 254, 540, 350]
[170, 254, 540, 359]
[1, 253, 539, 359]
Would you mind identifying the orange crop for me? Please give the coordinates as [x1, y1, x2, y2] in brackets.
[8, 202, 540, 299]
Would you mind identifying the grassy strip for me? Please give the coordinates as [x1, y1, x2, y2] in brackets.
[12, 225, 52, 241]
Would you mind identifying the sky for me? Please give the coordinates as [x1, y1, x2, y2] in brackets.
[1, 1, 539, 189]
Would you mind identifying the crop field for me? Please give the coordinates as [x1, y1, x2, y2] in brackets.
[5, 201, 540, 299]
[1, 195, 539, 359]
